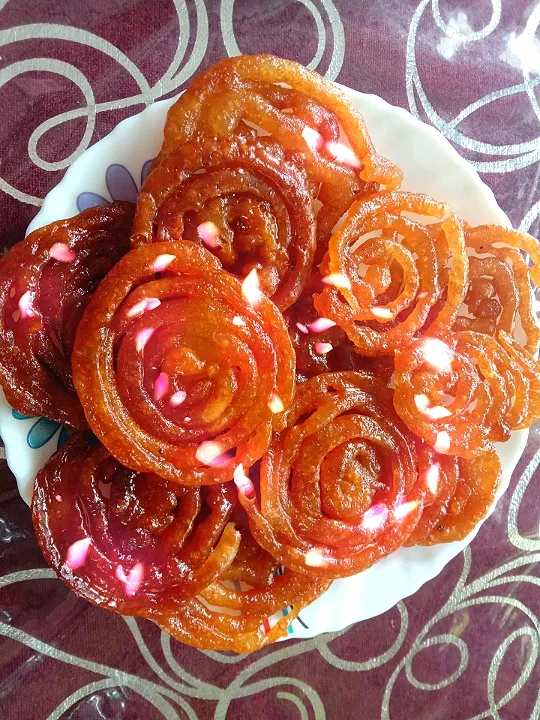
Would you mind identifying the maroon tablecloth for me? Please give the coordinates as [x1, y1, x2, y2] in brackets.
[2, 1, 540, 718]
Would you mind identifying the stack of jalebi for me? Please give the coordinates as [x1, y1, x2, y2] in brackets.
[1, 55, 539, 653]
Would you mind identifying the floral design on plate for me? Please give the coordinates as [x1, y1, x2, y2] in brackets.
[12, 409, 70, 450]
[76, 161, 153, 212]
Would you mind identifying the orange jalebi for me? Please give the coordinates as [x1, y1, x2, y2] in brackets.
[408, 447, 501, 545]
[158, 55, 402, 257]
[151, 567, 329, 653]
[160, 56, 399, 186]
[393, 330, 540, 457]
[0, 202, 133, 427]
[132, 137, 316, 310]
[72, 240, 295, 484]
[238, 371, 427, 578]
[405, 446, 459, 545]
[455, 224, 540, 354]
[498, 331, 540, 430]
[314, 191, 468, 355]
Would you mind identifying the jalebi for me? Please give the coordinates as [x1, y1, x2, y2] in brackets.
[132, 137, 316, 310]
[314, 191, 468, 355]
[158, 54, 402, 257]
[237, 371, 427, 578]
[32, 433, 239, 611]
[455, 224, 540, 354]
[0, 202, 133, 427]
[393, 330, 540, 457]
[72, 240, 295, 484]
[408, 447, 501, 545]
[33, 433, 329, 652]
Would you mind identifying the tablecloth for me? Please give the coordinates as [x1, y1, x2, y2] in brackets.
[1, 1, 540, 718]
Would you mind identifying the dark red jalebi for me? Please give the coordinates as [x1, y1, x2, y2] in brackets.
[32, 433, 239, 611]
[32, 433, 329, 652]
[72, 240, 295, 484]
[132, 137, 316, 310]
[238, 371, 427, 578]
[0, 202, 133, 427]
[314, 191, 468, 355]
[285, 272, 395, 381]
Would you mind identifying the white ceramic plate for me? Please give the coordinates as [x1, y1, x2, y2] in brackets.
[0, 86, 528, 640]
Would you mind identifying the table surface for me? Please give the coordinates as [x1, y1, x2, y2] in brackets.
[1, 1, 540, 718]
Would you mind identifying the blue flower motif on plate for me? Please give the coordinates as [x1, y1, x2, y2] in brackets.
[11, 409, 70, 450]
[76, 160, 153, 212]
